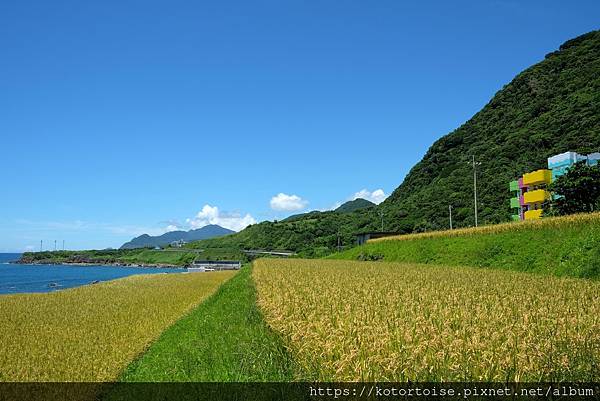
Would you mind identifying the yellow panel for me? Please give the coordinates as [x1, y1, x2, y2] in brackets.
[523, 189, 549, 204]
[522, 169, 552, 186]
[524, 209, 543, 220]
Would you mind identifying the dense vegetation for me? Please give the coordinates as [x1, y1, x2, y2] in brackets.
[545, 162, 600, 215]
[332, 212, 600, 279]
[186, 207, 384, 257]
[19, 249, 199, 266]
[186, 30, 600, 255]
[380, 30, 600, 231]
[18, 246, 252, 266]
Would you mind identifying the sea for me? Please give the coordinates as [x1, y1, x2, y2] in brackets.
[0, 253, 186, 295]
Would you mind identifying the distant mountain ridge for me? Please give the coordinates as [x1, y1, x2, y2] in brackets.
[335, 198, 375, 213]
[120, 225, 234, 249]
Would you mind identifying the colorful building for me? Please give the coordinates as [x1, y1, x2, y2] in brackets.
[547, 151, 587, 180]
[510, 169, 552, 221]
[587, 152, 600, 166]
[509, 151, 600, 220]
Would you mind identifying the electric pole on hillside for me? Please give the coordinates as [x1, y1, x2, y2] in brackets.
[470, 155, 482, 227]
[449, 205, 453, 230]
[379, 211, 384, 232]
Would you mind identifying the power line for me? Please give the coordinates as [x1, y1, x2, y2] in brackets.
[470, 155, 482, 227]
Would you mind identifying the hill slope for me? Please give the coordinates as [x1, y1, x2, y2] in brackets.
[189, 30, 600, 255]
[381, 30, 600, 232]
[330, 213, 600, 279]
[120, 225, 234, 249]
[335, 198, 375, 213]
[186, 208, 382, 257]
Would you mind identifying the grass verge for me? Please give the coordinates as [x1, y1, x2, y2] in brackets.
[331, 212, 600, 279]
[119, 265, 300, 382]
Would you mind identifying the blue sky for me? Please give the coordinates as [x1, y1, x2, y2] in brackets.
[1, 1, 599, 252]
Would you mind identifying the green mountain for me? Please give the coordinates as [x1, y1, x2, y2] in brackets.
[282, 198, 375, 222]
[120, 225, 234, 249]
[335, 198, 376, 213]
[185, 207, 384, 257]
[381, 30, 600, 232]
[189, 30, 600, 256]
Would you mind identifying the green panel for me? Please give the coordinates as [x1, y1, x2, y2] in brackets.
[509, 180, 519, 192]
[511, 214, 521, 221]
[510, 197, 520, 209]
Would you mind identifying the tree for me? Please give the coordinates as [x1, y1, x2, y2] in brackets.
[546, 162, 600, 215]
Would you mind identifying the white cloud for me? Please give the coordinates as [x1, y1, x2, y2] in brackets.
[351, 188, 388, 205]
[186, 204, 256, 232]
[270, 193, 308, 211]
[329, 201, 343, 210]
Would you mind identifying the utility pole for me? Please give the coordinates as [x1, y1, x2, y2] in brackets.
[379, 211, 384, 232]
[471, 155, 481, 227]
[337, 231, 341, 252]
[449, 205, 453, 230]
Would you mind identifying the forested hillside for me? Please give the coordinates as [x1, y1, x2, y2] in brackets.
[381, 30, 600, 231]
[186, 207, 383, 257]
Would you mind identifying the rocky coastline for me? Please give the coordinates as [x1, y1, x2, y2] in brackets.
[16, 256, 184, 269]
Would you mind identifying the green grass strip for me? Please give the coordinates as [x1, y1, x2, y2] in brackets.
[119, 266, 299, 381]
[331, 216, 600, 279]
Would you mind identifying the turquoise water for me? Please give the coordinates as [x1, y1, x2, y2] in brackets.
[0, 253, 185, 295]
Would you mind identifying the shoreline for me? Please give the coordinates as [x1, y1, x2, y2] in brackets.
[11, 261, 186, 269]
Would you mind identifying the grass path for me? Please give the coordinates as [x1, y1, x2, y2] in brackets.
[120, 266, 300, 381]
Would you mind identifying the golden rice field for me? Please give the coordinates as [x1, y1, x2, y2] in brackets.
[370, 211, 600, 242]
[0, 271, 234, 382]
[254, 259, 600, 381]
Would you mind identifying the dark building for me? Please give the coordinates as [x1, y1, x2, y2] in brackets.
[355, 232, 399, 246]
